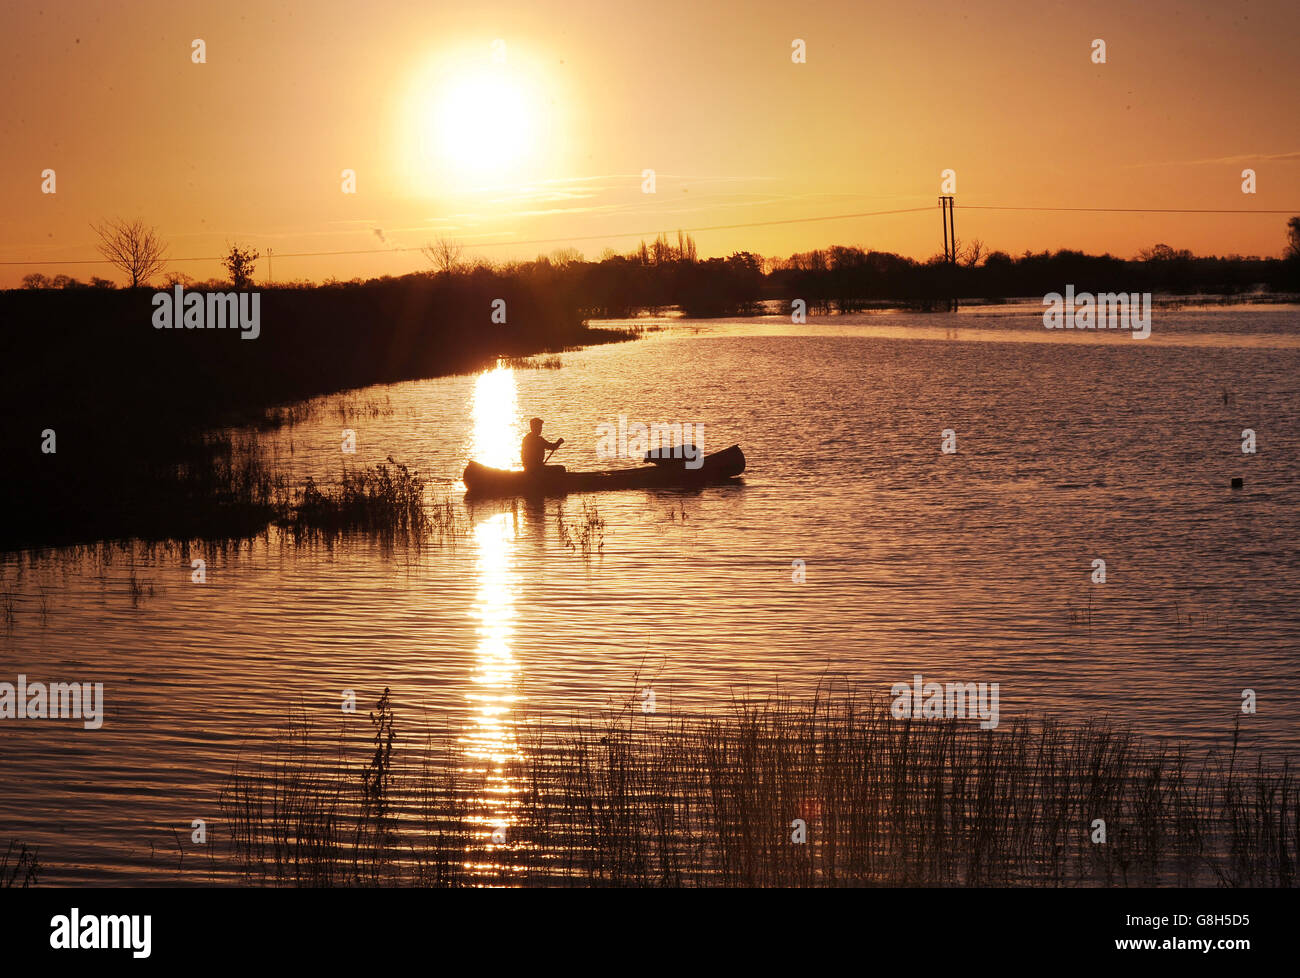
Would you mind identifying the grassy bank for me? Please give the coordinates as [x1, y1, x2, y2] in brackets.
[219, 686, 1298, 888]
[0, 274, 633, 551]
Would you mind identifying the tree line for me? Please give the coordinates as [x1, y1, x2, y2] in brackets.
[15, 216, 1300, 317]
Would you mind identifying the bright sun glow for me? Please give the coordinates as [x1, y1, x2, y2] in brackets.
[435, 73, 537, 176]
[402, 48, 562, 194]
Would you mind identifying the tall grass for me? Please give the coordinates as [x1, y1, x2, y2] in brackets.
[218, 685, 1298, 887]
[222, 698, 478, 887]
[285, 457, 428, 538]
[278, 457, 464, 546]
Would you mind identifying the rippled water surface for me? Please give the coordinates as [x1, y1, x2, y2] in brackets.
[3, 301, 1299, 883]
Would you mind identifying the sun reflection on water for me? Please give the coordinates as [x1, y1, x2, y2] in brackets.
[469, 363, 522, 470]
[464, 364, 524, 876]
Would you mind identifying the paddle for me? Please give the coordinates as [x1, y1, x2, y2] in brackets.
[543, 438, 565, 464]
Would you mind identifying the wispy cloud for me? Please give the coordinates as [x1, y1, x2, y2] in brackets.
[1122, 150, 1300, 169]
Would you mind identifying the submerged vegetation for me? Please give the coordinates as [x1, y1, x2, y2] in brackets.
[217, 686, 1298, 888]
[555, 499, 606, 559]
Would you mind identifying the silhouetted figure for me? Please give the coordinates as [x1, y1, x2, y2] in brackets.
[522, 417, 565, 474]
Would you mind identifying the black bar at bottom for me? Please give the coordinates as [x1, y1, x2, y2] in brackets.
[0, 886, 1286, 966]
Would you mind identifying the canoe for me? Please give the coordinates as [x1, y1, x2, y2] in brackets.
[463, 445, 746, 498]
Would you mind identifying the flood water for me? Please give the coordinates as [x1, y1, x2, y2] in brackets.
[3, 300, 1299, 884]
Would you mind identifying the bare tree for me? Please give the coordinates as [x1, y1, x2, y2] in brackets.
[221, 244, 260, 288]
[962, 238, 986, 267]
[546, 247, 584, 268]
[92, 219, 167, 287]
[1286, 216, 1300, 260]
[421, 237, 464, 275]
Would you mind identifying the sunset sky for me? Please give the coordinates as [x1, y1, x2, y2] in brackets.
[2, 0, 1298, 286]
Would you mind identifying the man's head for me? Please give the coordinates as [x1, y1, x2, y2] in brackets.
[529, 417, 543, 434]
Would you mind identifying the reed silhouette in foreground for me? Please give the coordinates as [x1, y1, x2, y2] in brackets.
[1, 840, 41, 888]
[221, 686, 1297, 887]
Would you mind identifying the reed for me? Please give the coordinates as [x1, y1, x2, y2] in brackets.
[222, 699, 480, 887]
[1, 840, 41, 888]
[555, 499, 606, 558]
[126, 570, 156, 606]
[282, 457, 433, 541]
[426, 494, 464, 546]
[500, 355, 564, 370]
[217, 683, 1298, 887]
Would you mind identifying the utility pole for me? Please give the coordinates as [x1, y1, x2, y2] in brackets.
[268, 247, 273, 285]
[938, 196, 957, 311]
[938, 196, 956, 263]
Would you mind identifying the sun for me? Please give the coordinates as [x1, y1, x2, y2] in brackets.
[402, 47, 561, 193]
[434, 72, 537, 176]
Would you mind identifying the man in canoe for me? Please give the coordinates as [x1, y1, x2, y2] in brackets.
[521, 418, 565, 475]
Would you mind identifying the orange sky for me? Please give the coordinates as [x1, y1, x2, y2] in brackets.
[2, 0, 1298, 286]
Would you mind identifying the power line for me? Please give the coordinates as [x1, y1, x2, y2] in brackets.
[1, 203, 1295, 267]
[962, 205, 1299, 214]
[0, 207, 936, 265]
